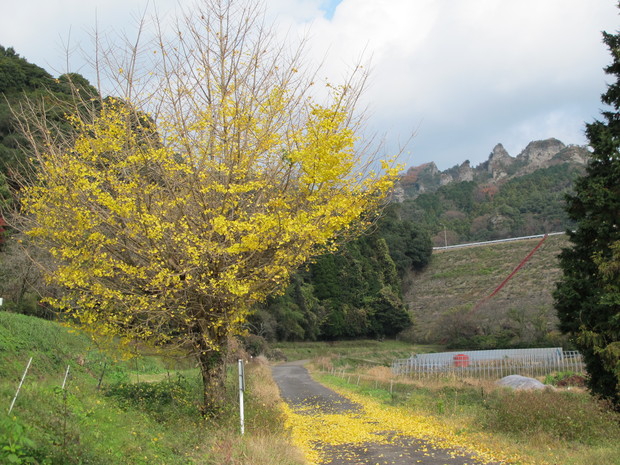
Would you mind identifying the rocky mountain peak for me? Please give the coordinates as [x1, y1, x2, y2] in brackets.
[485, 143, 514, 180]
[398, 138, 590, 199]
[516, 138, 566, 173]
[490, 143, 511, 161]
[458, 160, 474, 181]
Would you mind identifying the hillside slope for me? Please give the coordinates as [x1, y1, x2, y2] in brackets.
[0, 312, 300, 465]
[403, 234, 569, 349]
[393, 139, 589, 247]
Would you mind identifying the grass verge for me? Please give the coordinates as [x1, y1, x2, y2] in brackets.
[311, 361, 620, 465]
[273, 339, 442, 367]
[0, 312, 304, 465]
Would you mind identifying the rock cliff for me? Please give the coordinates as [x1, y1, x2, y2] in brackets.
[398, 138, 590, 198]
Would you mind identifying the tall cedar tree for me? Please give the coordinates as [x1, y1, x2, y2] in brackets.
[555, 21, 620, 407]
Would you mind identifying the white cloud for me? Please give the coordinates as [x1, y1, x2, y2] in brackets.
[1, 0, 617, 168]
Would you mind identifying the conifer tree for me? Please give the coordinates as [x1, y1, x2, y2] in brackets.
[554, 22, 620, 407]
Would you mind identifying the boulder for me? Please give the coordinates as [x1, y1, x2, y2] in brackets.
[496, 374, 548, 390]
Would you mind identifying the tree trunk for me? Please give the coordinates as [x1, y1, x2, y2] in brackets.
[197, 341, 227, 416]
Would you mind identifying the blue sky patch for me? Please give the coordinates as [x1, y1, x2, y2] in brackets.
[321, 0, 342, 20]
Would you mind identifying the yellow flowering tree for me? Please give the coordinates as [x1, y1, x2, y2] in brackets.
[15, 0, 399, 412]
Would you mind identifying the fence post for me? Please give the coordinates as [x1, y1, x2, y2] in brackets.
[62, 365, 70, 447]
[62, 365, 71, 390]
[9, 357, 33, 414]
[97, 362, 107, 390]
[238, 359, 245, 435]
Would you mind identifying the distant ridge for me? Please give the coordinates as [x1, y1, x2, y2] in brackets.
[395, 138, 590, 200]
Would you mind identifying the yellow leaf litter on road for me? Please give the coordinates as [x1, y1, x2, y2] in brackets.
[280, 387, 546, 465]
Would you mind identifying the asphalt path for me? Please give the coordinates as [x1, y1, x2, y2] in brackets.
[272, 361, 501, 465]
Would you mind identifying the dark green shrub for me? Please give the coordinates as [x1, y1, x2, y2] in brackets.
[104, 376, 195, 421]
[241, 334, 269, 357]
[543, 371, 586, 387]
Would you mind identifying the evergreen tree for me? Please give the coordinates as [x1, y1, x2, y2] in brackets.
[0, 45, 97, 208]
[554, 24, 620, 407]
[249, 215, 426, 341]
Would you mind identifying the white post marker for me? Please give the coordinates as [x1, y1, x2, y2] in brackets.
[62, 365, 71, 390]
[9, 357, 33, 414]
[238, 359, 245, 435]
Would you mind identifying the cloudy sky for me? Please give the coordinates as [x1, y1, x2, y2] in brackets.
[1, 0, 618, 169]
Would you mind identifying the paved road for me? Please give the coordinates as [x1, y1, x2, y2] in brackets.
[272, 361, 501, 465]
[272, 360, 360, 415]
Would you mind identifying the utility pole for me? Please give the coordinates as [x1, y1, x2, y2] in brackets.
[440, 224, 447, 248]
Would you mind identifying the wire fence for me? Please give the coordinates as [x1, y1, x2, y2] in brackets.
[392, 348, 584, 380]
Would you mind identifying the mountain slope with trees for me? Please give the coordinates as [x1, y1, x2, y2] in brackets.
[0, 45, 97, 209]
[396, 146, 587, 246]
[254, 140, 590, 344]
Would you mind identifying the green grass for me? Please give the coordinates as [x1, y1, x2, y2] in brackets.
[0, 312, 93, 378]
[313, 362, 620, 465]
[273, 339, 443, 366]
[0, 312, 303, 465]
